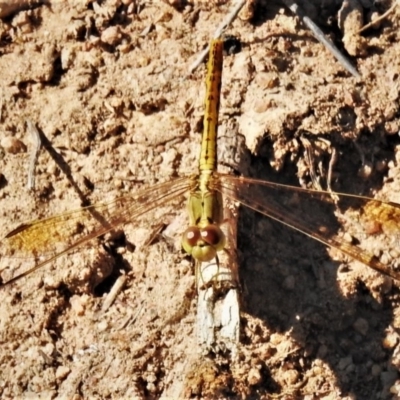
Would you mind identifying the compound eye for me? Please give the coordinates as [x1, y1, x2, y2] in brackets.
[182, 226, 201, 250]
[200, 224, 224, 247]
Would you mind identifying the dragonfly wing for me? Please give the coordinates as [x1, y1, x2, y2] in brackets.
[0, 176, 191, 286]
[217, 174, 400, 281]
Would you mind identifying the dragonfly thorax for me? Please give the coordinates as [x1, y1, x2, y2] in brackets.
[182, 224, 226, 262]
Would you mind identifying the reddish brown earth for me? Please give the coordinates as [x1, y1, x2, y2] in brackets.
[0, 1, 400, 399]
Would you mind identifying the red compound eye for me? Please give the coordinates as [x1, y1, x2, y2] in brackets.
[200, 224, 224, 246]
[183, 226, 201, 247]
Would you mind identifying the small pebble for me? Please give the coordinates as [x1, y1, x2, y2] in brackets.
[101, 26, 122, 46]
[382, 331, 399, 349]
[1, 137, 27, 154]
[358, 163, 372, 179]
[390, 380, 400, 395]
[56, 366, 71, 380]
[367, 11, 382, 30]
[97, 320, 109, 332]
[282, 369, 299, 385]
[247, 367, 262, 386]
[353, 317, 369, 336]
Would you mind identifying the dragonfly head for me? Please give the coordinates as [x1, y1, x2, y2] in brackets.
[182, 224, 225, 262]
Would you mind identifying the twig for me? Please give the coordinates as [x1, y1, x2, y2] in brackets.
[26, 119, 42, 191]
[26, 123, 114, 228]
[326, 147, 339, 202]
[282, 0, 361, 78]
[117, 302, 144, 330]
[301, 137, 323, 191]
[326, 147, 337, 194]
[356, 1, 398, 34]
[188, 0, 360, 78]
[101, 274, 127, 313]
[187, 0, 246, 75]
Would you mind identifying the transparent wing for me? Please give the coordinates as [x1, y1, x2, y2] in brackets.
[217, 174, 400, 281]
[0, 176, 191, 286]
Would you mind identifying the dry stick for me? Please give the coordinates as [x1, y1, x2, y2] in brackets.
[326, 147, 339, 203]
[26, 119, 42, 191]
[282, 0, 361, 79]
[301, 137, 323, 191]
[101, 274, 127, 313]
[25, 123, 114, 230]
[117, 302, 144, 330]
[187, 0, 247, 75]
[356, 1, 398, 34]
[188, 0, 360, 79]
[326, 147, 337, 194]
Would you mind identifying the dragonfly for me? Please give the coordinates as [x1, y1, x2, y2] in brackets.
[1, 39, 400, 289]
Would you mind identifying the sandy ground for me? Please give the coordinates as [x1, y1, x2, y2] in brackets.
[1, 0, 400, 398]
